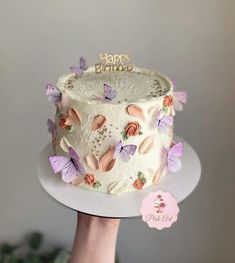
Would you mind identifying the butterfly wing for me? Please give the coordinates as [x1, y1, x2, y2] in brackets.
[75, 161, 86, 176]
[120, 144, 137, 162]
[47, 119, 56, 135]
[167, 142, 183, 172]
[70, 66, 83, 75]
[49, 156, 70, 173]
[171, 78, 177, 92]
[158, 116, 174, 133]
[92, 95, 105, 100]
[61, 161, 78, 183]
[167, 155, 182, 172]
[173, 91, 187, 111]
[69, 147, 79, 162]
[168, 142, 183, 157]
[46, 84, 61, 103]
[68, 147, 86, 176]
[103, 84, 117, 100]
[120, 151, 131, 162]
[162, 116, 174, 126]
[79, 57, 88, 71]
[155, 110, 162, 127]
[123, 145, 137, 155]
[113, 141, 122, 159]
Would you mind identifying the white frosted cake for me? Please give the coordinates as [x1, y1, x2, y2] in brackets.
[46, 57, 185, 195]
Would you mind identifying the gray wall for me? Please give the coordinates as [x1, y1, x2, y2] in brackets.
[0, 0, 234, 262]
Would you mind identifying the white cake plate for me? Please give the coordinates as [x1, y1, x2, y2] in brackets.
[37, 136, 201, 218]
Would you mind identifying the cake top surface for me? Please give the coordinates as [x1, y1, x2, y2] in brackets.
[57, 67, 173, 104]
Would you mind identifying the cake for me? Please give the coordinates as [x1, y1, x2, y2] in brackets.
[46, 56, 186, 195]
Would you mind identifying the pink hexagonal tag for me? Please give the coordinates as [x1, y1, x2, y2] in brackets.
[140, 191, 179, 230]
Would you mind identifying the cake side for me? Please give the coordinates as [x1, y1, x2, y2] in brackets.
[49, 67, 176, 194]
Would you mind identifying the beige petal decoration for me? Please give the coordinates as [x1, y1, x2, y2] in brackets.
[148, 104, 161, 117]
[126, 104, 145, 121]
[153, 166, 167, 184]
[147, 106, 155, 115]
[60, 137, 72, 152]
[71, 176, 83, 186]
[169, 106, 176, 116]
[91, 115, 107, 131]
[85, 153, 99, 170]
[108, 180, 129, 195]
[98, 146, 116, 172]
[68, 108, 81, 125]
[138, 135, 155, 154]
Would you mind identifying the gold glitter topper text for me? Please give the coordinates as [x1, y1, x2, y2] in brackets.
[95, 53, 134, 73]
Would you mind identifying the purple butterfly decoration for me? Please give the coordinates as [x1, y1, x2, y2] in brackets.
[47, 119, 57, 148]
[46, 84, 61, 103]
[93, 84, 117, 101]
[47, 118, 56, 137]
[155, 110, 174, 134]
[49, 147, 86, 183]
[166, 142, 183, 172]
[70, 57, 88, 76]
[47, 119, 56, 134]
[172, 79, 187, 111]
[113, 140, 137, 162]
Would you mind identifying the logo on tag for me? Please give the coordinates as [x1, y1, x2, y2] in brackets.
[140, 191, 179, 230]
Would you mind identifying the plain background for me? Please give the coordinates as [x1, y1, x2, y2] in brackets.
[0, 0, 235, 262]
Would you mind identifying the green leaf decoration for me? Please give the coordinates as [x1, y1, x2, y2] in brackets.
[28, 232, 43, 250]
[162, 106, 168, 113]
[93, 181, 102, 189]
[121, 131, 128, 141]
[56, 107, 62, 118]
[137, 172, 146, 184]
[141, 177, 147, 184]
[137, 171, 144, 179]
[139, 131, 143, 135]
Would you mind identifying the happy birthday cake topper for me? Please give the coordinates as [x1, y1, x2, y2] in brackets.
[95, 53, 134, 73]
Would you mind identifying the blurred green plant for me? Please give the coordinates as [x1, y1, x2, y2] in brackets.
[0, 232, 70, 263]
[0, 232, 120, 263]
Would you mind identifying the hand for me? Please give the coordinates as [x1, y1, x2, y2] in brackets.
[70, 212, 120, 263]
